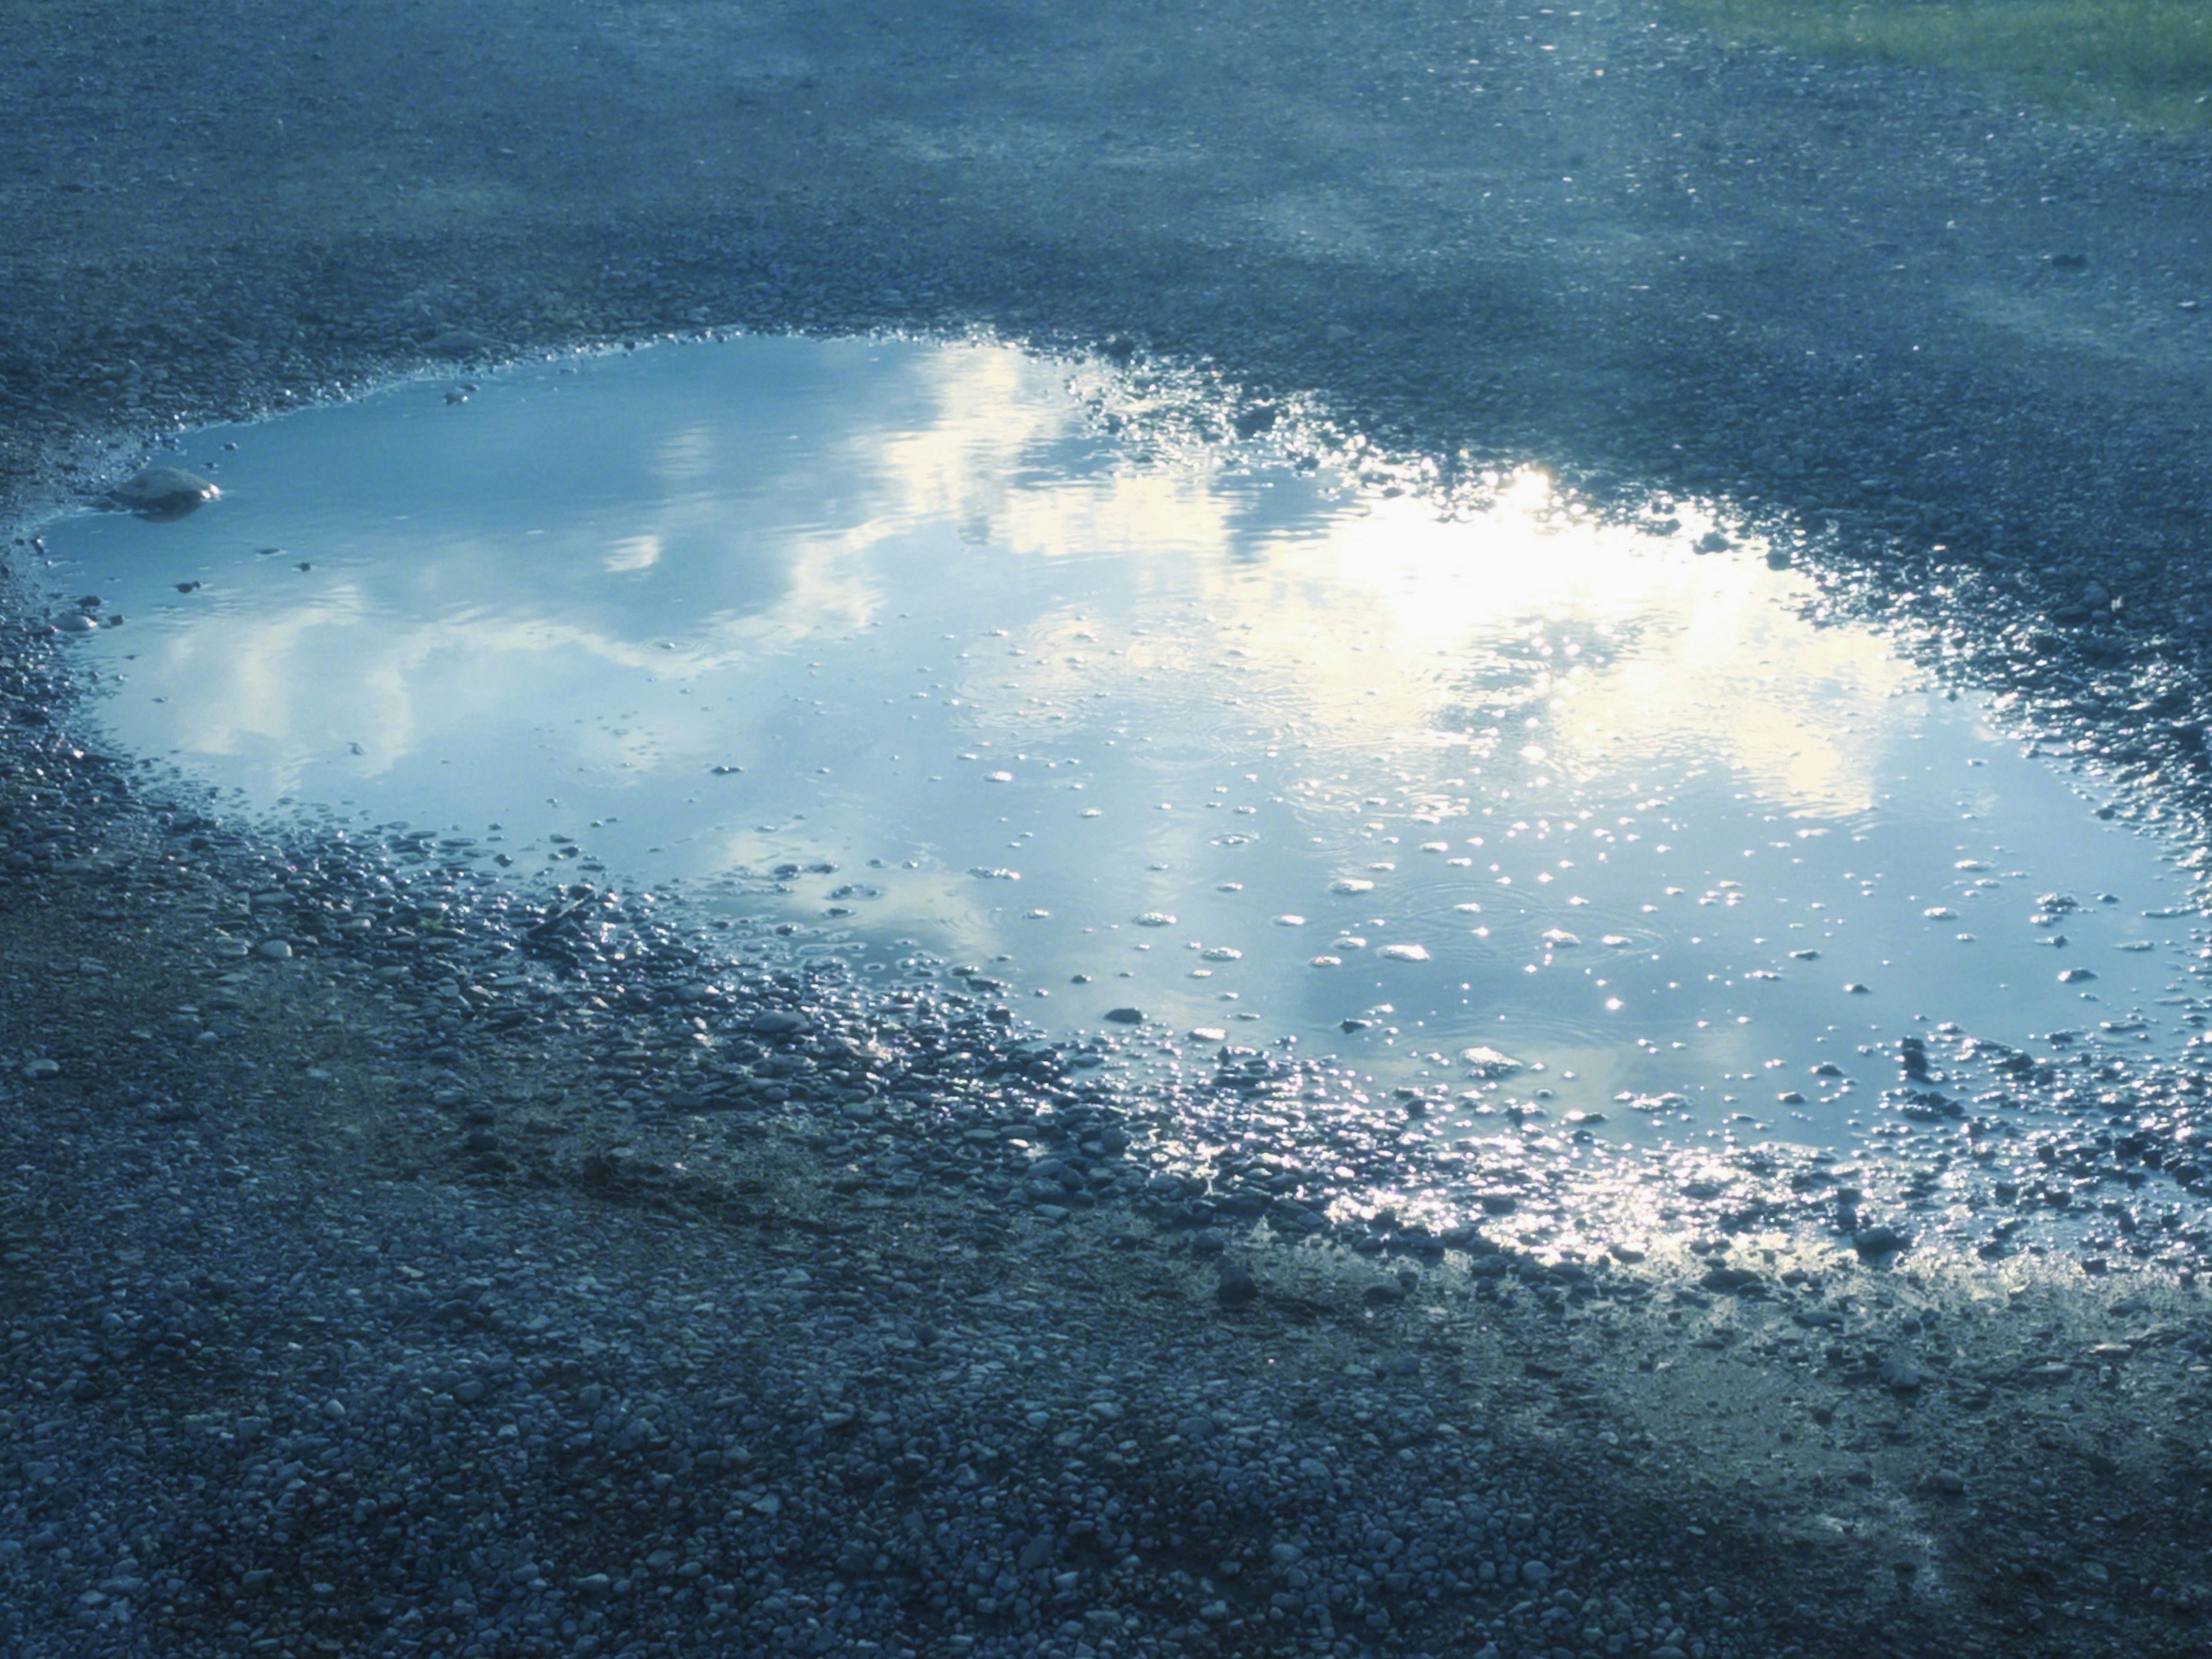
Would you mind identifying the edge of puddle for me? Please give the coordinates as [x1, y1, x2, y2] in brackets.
[13, 330, 2212, 1289]
[3, 331, 2212, 1659]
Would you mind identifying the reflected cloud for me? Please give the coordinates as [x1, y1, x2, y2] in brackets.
[41, 336, 2187, 1146]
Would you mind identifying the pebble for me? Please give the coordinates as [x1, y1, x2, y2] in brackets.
[1853, 1225, 1912, 1257]
[107, 465, 219, 516]
[1459, 1046, 1524, 1078]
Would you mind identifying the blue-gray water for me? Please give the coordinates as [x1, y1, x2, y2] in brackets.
[36, 338, 2202, 1149]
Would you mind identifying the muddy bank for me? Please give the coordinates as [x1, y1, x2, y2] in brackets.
[5, 0, 2212, 1655]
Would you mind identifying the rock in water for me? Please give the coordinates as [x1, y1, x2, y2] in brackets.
[1459, 1046, 1524, 1078]
[109, 467, 219, 519]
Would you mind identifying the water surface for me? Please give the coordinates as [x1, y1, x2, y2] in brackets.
[36, 338, 2202, 1149]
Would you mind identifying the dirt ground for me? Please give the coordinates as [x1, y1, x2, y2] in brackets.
[4, 2, 2212, 1656]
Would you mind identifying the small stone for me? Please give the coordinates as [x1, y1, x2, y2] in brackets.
[1853, 1225, 1911, 1257]
[1103, 1006, 1145, 1024]
[111, 466, 219, 517]
[255, 939, 293, 960]
[465, 1127, 501, 1153]
[1699, 1265, 1761, 1293]
[1459, 1047, 1523, 1078]
[1188, 1229, 1228, 1256]
[1216, 1263, 1258, 1305]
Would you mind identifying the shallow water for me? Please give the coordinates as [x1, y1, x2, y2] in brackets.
[36, 338, 2204, 1149]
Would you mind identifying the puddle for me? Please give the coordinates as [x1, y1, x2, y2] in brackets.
[33, 336, 2207, 1157]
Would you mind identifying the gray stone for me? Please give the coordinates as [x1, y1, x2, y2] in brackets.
[1853, 1225, 1911, 1256]
[109, 466, 219, 517]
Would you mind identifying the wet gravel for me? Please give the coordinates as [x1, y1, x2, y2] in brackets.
[4, 605, 2212, 1658]
[6, 0, 2212, 1654]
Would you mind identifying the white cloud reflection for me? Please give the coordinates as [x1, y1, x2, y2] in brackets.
[112, 342, 1917, 822]
[46, 336, 2188, 1135]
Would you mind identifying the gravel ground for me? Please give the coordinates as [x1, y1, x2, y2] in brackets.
[5, 1, 2212, 1656]
[2, 766, 2208, 1659]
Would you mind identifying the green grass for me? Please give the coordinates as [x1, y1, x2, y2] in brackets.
[1677, 0, 2212, 131]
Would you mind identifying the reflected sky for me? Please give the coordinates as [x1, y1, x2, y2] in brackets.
[35, 336, 2203, 1147]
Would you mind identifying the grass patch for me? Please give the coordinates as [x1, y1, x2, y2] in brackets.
[1677, 0, 2212, 131]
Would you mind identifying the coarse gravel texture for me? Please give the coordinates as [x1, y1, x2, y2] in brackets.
[5, 1, 2212, 1656]
[0, 773, 2206, 1659]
